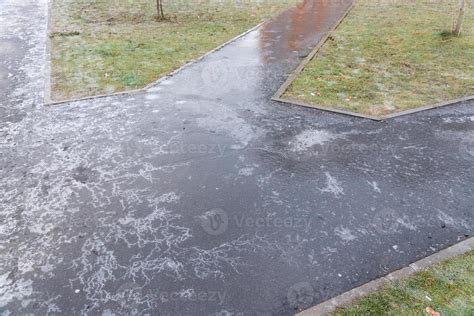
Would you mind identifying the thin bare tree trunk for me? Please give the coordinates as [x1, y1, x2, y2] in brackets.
[454, 0, 466, 36]
[156, 0, 164, 19]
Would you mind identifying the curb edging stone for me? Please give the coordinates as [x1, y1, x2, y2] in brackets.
[296, 237, 473, 316]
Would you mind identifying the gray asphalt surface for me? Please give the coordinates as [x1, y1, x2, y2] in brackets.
[0, 0, 472, 315]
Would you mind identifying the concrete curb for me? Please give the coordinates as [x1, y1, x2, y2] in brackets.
[274, 95, 474, 121]
[44, 19, 264, 106]
[272, 97, 382, 121]
[379, 95, 474, 120]
[269, 0, 382, 122]
[272, 1, 356, 101]
[296, 237, 474, 316]
[44, 0, 53, 104]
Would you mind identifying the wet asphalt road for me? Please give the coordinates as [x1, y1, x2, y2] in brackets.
[0, 0, 473, 315]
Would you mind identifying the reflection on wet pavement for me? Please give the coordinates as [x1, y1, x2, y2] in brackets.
[260, 0, 350, 62]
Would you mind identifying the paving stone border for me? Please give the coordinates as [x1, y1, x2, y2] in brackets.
[273, 95, 474, 121]
[296, 237, 474, 316]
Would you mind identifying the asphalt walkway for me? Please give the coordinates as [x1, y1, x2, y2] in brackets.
[0, 0, 472, 314]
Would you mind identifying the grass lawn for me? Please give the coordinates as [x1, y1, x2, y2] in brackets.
[332, 251, 474, 315]
[50, 0, 297, 100]
[283, 0, 474, 116]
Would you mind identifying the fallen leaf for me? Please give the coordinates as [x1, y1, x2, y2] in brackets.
[426, 307, 440, 316]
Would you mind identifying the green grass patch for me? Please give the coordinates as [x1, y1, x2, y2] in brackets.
[284, 0, 474, 116]
[332, 251, 474, 315]
[50, 0, 297, 100]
